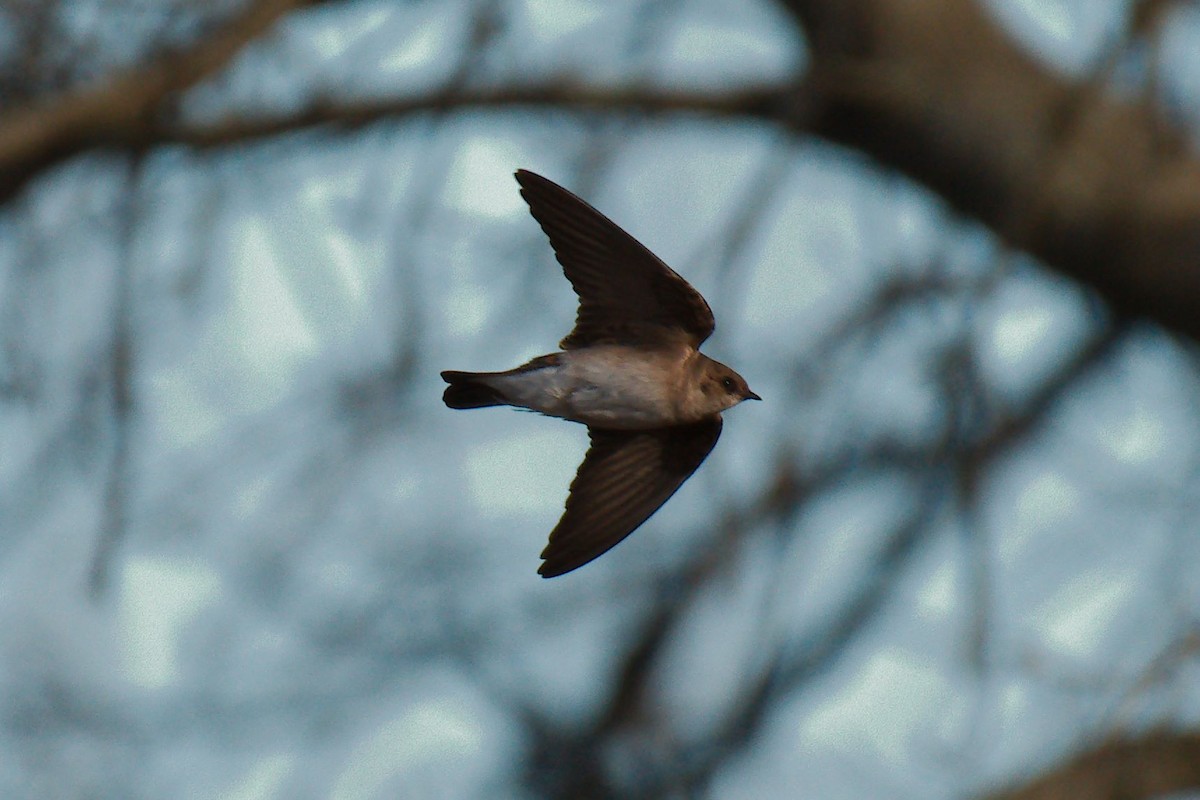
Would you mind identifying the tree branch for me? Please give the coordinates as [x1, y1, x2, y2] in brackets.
[776, 0, 1200, 341]
[0, 0, 316, 202]
[158, 84, 792, 147]
[982, 732, 1200, 800]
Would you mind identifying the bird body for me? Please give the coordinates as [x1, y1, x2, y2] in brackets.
[442, 170, 758, 577]
[444, 344, 747, 430]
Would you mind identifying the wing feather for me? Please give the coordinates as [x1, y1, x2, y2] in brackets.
[515, 169, 715, 349]
[538, 418, 723, 577]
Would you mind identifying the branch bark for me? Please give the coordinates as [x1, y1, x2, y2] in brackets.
[0, 0, 314, 202]
[982, 732, 1200, 800]
[776, 0, 1200, 340]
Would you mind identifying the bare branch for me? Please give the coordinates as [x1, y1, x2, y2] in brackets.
[982, 732, 1200, 800]
[776, 0, 1200, 341]
[161, 84, 794, 147]
[0, 0, 318, 201]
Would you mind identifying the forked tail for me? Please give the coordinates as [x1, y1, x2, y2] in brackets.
[440, 371, 508, 409]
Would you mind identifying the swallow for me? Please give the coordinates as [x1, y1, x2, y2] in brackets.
[442, 169, 759, 577]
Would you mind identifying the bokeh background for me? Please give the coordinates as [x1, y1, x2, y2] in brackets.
[4, 0, 1200, 797]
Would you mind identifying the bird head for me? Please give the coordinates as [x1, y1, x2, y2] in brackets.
[697, 358, 761, 413]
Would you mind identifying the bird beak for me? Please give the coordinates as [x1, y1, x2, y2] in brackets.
[746, 390, 762, 401]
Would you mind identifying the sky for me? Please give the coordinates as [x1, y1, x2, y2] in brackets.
[4, 1, 1200, 798]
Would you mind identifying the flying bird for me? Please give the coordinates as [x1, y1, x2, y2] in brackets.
[442, 170, 759, 577]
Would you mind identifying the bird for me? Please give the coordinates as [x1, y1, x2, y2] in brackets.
[442, 169, 759, 577]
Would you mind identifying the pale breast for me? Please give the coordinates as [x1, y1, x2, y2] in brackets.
[486, 345, 692, 428]
[557, 346, 684, 429]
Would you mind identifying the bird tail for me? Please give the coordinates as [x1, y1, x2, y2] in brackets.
[441, 370, 509, 410]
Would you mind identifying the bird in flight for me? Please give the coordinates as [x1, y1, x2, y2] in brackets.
[442, 170, 759, 577]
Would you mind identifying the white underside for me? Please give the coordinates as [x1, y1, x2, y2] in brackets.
[489, 349, 682, 429]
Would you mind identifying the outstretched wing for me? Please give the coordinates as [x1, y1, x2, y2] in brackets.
[539, 418, 723, 577]
[515, 169, 715, 349]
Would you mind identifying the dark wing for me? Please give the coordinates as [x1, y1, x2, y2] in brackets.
[539, 418, 722, 578]
[515, 169, 715, 349]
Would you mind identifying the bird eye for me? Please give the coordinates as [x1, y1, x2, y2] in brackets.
[721, 377, 735, 390]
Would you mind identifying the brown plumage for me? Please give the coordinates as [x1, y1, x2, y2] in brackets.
[515, 170, 715, 350]
[442, 170, 759, 577]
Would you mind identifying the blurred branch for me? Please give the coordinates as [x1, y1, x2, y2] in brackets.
[776, 0, 1200, 341]
[0, 0, 319, 203]
[88, 153, 143, 602]
[163, 83, 793, 145]
[981, 732, 1200, 800]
